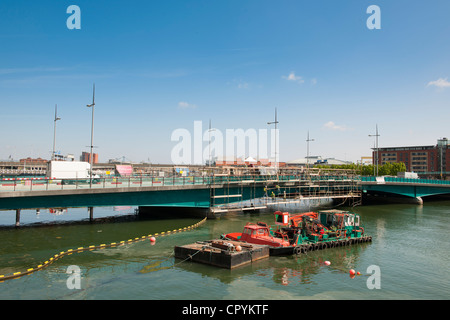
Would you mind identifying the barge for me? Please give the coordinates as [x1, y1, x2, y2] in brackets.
[222, 209, 372, 255]
[174, 239, 269, 269]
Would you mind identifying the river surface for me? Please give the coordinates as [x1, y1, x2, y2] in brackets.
[0, 201, 449, 300]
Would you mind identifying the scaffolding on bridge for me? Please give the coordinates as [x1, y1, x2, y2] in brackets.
[208, 167, 361, 216]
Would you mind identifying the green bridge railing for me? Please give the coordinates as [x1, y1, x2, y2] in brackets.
[0, 175, 450, 192]
[360, 176, 450, 185]
[0, 174, 357, 193]
[3, 174, 447, 193]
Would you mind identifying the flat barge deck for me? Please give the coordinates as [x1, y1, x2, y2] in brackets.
[174, 239, 269, 269]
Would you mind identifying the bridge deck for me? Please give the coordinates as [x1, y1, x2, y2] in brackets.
[4, 170, 449, 225]
[359, 176, 450, 198]
[0, 174, 359, 211]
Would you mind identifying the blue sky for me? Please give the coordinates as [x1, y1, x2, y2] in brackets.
[1, 0, 450, 164]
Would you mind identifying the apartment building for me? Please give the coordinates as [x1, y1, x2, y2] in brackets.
[372, 138, 449, 177]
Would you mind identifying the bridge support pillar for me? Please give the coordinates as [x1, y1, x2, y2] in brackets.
[15, 209, 20, 227]
[88, 207, 94, 222]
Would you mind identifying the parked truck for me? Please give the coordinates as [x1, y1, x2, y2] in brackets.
[47, 161, 92, 184]
[397, 171, 418, 179]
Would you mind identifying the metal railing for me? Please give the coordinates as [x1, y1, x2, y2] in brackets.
[359, 176, 450, 185]
[0, 174, 360, 193]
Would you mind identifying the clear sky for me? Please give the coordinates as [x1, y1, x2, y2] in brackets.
[1, 0, 450, 164]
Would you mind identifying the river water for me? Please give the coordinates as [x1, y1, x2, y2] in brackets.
[0, 201, 449, 300]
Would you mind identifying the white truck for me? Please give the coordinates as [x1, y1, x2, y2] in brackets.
[397, 171, 418, 179]
[47, 161, 91, 182]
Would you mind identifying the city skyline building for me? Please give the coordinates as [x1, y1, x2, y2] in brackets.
[373, 138, 449, 178]
[80, 151, 98, 164]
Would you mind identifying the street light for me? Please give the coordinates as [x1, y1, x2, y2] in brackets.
[267, 107, 279, 178]
[369, 124, 380, 176]
[52, 104, 61, 160]
[86, 83, 95, 187]
[306, 131, 314, 173]
[208, 119, 216, 168]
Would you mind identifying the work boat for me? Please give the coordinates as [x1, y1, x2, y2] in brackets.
[222, 210, 371, 256]
[222, 212, 319, 255]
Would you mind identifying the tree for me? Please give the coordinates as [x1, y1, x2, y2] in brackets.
[314, 162, 406, 176]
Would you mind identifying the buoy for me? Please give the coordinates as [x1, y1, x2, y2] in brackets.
[356, 271, 361, 276]
[235, 245, 242, 252]
[150, 237, 156, 243]
[324, 261, 331, 266]
[349, 269, 356, 276]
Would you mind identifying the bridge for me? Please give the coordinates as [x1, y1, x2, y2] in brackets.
[0, 169, 360, 226]
[359, 176, 450, 204]
[2, 169, 450, 226]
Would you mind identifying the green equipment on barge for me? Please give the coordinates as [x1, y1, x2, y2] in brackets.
[223, 209, 372, 255]
[273, 209, 372, 255]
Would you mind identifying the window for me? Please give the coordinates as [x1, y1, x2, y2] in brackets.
[257, 229, 266, 235]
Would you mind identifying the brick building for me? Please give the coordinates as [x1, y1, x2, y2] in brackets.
[373, 138, 449, 178]
[19, 157, 48, 165]
[80, 152, 98, 164]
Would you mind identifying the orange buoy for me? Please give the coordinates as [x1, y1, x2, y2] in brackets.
[235, 245, 242, 252]
[349, 269, 356, 276]
[150, 236, 156, 243]
[324, 261, 331, 266]
[356, 271, 361, 275]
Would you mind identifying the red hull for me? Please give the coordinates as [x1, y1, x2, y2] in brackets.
[223, 223, 291, 248]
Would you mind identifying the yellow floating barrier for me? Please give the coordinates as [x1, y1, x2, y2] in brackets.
[0, 217, 207, 281]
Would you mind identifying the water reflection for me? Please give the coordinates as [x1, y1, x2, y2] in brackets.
[140, 258, 173, 273]
[171, 241, 371, 287]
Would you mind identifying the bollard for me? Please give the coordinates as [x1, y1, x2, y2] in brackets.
[88, 207, 94, 222]
[15, 209, 21, 227]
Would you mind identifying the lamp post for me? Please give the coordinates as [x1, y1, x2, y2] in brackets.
[306, 131, 314, 173]
[86, 83, 95, 187]
[267, 107, 279, 178]
[369, 124, 380, 176]
[208, 119, 216, 169]
[52, 104, 61, 160]
[437, 138, 448, 180]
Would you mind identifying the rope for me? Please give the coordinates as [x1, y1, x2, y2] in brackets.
[171, 247, 204, 268]
[0, 217, 207, 282]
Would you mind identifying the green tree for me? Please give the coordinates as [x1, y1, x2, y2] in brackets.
[314, 162, 406, 176]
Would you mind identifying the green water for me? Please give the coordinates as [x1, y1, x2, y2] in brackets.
[0, 202, 449, 300]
